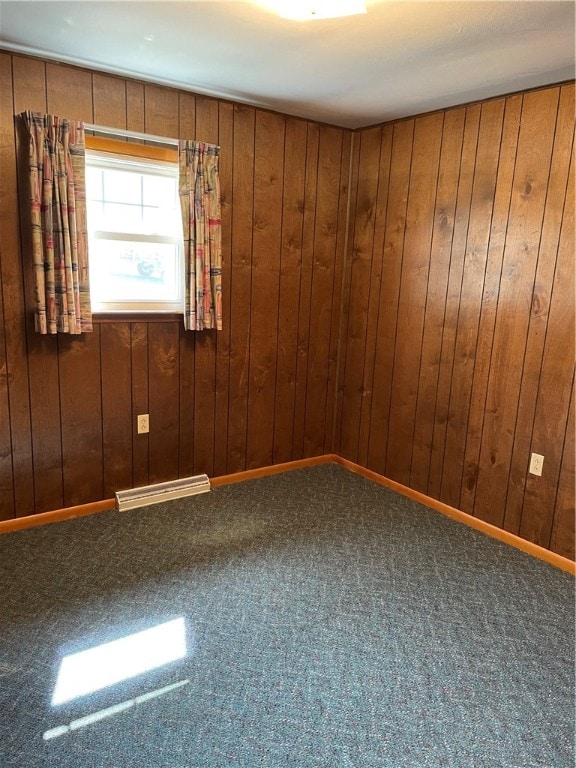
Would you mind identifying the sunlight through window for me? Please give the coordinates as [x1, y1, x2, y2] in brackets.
[51, 617, 187, 706]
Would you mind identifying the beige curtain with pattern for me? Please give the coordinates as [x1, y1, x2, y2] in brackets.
[178, 141, 222, 331]
[22, 111, 92, 334]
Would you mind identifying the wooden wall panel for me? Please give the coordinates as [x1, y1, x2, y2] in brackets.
[0, 51, 572, 559]
[292, 124, 319, 458]
[13, 55, 65, 514]
[148, 322, 180, 484]
[386, 112, 443, 486]
[341, 83, 575, 559]
[1, 53, 347, 515]
[304, 125, 346, 458]
[101, 323, 133, 496]
[409, 107, 465, 494]
[363, 120, 414, 471]
[339, 126, 382, 460]
[473, 88, 560, 527]
[0, 53, 34, 516]
[273, 118, 307, 465]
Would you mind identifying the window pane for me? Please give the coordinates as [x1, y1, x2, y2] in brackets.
[86, 167, 103, 201]
[90, 239, 181, 303]
[143, 174, 178, 207]
[86, 150, 183, 312]
[102, 202, 144, 233]
[102, 169, 142, 205]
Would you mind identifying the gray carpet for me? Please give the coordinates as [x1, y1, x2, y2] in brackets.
[0, 463, 573, 767]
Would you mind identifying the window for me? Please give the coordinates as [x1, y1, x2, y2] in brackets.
[85, 142, 183, 313]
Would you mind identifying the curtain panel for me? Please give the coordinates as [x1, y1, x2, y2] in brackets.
[21, 111, 92, 334]
[178, 141, 222, 331]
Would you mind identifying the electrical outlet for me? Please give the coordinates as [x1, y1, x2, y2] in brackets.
[137, 414, 149, 434]
[529, 452, 544, 477]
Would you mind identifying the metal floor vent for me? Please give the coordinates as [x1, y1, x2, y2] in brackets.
[115, 474, 211, 511]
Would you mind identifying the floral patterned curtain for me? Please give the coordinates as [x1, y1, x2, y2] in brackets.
[21, 111, 92, 334]
[178, 141, 222, 331]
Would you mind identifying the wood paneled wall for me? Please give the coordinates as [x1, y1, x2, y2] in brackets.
[0, 53, 350, 519]
[0, 51, 573, 560]
[338, 84, 575, 559]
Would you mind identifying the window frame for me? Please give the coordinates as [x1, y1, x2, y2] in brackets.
[85, 136, 184, 316]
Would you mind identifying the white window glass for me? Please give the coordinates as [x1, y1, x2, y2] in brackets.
[86, 150, 184, 313]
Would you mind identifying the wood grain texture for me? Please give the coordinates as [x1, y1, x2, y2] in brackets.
[410, 108, 465, 493]
[273, 118, 308, 465]
[304, 125, 344, 458]
[0, 53, 34, 516]
[101, 323, 133, 496]
[473, 88, 560, 527]
[340, 85, 574, 559]
[386, 112, 443, 485]
[1, 51, 572, 560]
[246, 111, 284, 468]
[550, 380, 575, 559]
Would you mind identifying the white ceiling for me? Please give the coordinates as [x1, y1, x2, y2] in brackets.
[0, 0, 574, 128]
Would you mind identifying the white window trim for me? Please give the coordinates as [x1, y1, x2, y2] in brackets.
[85, 148, 184, 315]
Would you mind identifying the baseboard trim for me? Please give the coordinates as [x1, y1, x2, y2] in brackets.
[333, 456, 576, 575]
[0, 499, 115, 534]
[1, 455, 573, 575]
[211, 454, 337, 488]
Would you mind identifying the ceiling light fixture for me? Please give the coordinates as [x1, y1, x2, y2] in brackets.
[261, 1, 367, 21]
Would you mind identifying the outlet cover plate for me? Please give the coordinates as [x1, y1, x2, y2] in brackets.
[137, 414, 149, 434]
[529, 452, 544, 476]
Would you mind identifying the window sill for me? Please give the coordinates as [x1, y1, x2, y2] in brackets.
[92, 312, 183, 323]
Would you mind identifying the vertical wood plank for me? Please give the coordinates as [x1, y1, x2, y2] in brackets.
[177, 92, 196, 478]
[92, 73, 127, 128]
[504, 85, 575, 533]
[460, 94, 523, 513]
[12, 54, 65, 514]
[126, 81, 145, 132]
[131, 322, 149, 488]
[427, 104, 481, 499]
[227, 105, 254, 474]
[101, 323, 133, 496]
[518, 149, 574, 547]
[303, 125, 343, 457]
[193, 96, 219, 476]
[365, 120, 414, 474]
[409, 108, 466, 493]
[324, 130, 352, 455]
[333, 130, 360, 456]
[357, 125, 393, 468]
[386, 112, 443, 485]
[0, 56, 14, 519]
[338, 127, 382, 461]
[550, 380, 575, 560]
[148, 322, 180, 484]
[213, 101, 234, 476]
[439, 99, 505, 507]
[59, 330, 103, 506]
[46, 62, 93, 119]
[1, 53, 34, 516]
[473, 88, 560, 527]
[246, 110, 285, 468]
[292, 123, 319, 459]
[144, 83, 178, 137]
[273, 118, 307, 465]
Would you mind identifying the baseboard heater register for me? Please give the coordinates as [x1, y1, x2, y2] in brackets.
[115, 474, 211, 511]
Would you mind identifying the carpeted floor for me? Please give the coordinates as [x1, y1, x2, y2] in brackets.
[0, 463, 573, 767]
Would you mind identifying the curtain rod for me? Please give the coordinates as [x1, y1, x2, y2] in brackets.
[85, 123, 179, 147]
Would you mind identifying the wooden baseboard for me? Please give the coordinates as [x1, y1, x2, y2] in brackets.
[0, 499, 115, 535]
[332, 456, 576, 575]
[1, 455, 573, 575]
[211, 454, 338, 488]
